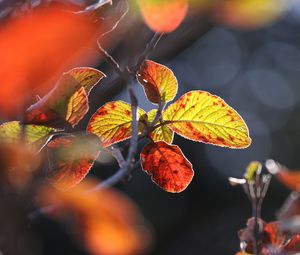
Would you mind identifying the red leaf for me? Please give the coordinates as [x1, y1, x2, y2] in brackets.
[140, 141, 194, 193]
[47, 134, 100, 191]
[285, 234, 300, 252]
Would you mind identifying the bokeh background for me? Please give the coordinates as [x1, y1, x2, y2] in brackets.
[1, 0, 300, 254]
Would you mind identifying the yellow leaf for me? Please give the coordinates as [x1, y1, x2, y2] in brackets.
[163, 91, 251, 148]
[0, 121, 54, 150]
[87, 101, 146, 147]
[137, 60, 178, 104]
[147, 109, 174, 144]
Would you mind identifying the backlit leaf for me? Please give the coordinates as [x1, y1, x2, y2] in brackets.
[147, 109, 174, 144]
[137, 60, 178, 104]
[47, 134, 101, 191]
[140, 141, 194, 193]
[276, 170, 300, 191]
[38, 179, 152, 255]
[25, 67, 105, 128]
[0, 121, 54, 150]
[138, 0, 188, 33]
[163, 91, 251, 148]
[87, 101, 146, 147]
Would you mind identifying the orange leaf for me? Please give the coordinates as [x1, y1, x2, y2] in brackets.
[163, 91, 251, 148]
[137, 60, 178, 104]
[140, 141, 194, 193]
[138, 0, 188, 33]
[276, 170, 300, 191]
[87, 101, 146, 147]
[38, 179, 152, 255]
[25, 67, 105, 128]
[0, 6, 102, 116]
[47, 134, 100, 191]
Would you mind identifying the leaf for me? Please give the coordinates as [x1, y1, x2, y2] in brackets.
[276, 170, 300, 191]
[25, 67, 105, 128]
[163, 91, 251, 148]
[147, 109, 174, 144]
[0, 121, 54, 150]
[285, 234, 300, 252]
[140, 141, 194, 193]
[0, 6, 102, 116]
[47, 134, 101, 191]
[87, 101, 146, 147]
[137, 60, 178, 104]
[38, 179, 152, 255]
[0, 142, 43, 189]
[138, 0, 188, 33]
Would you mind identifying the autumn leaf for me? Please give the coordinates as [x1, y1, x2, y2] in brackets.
[47, 134, 101, 191]
[87, 101, 146, 147]
[163, 91, 251, 148]
[285, 234, 300, 252]
[0, 121, 54, 151]
[25, 67, 105, 128]
[147, 109, 174, 144]
[140, 141, 194, 193]
[137, 60, 178, 104]
[265, 160, 300, 191]
[0, 6, 102, 116]
[138, 0, 188, 33]
[38, 179, 152, 255]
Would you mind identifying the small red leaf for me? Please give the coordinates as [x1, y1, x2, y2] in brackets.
[47, 134, 100, 191]
[285, 234, 300, 252]
[140, 141, 194, 193]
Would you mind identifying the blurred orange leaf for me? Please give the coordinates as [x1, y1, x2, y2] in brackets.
[0, 6, 102, 116]
[0, 142, 43, 189]
[47, 134, 100, 191]
[25, 67, 105, 128]
[276, 170, 300, 191]
[163, 91, 251, 148]
[137, 60, 178, 104]
[38, 179, 152, 255]
[140, 141, 194, 193]
[138, 0, 188, 33]
[147, 109, 174, 144]
[87, 101, 146, 147]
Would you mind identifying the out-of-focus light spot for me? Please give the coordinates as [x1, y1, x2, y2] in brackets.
[205, 112, 272, 177]
[214, 0, 288, 29]
[248, 69, 295, 110]
[174, 28, 242, 89]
